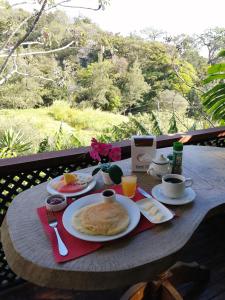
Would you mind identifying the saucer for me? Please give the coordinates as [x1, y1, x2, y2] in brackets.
[152, 184, 196, 205]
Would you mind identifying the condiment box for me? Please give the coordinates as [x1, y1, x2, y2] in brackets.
[131, 135, 156, 172]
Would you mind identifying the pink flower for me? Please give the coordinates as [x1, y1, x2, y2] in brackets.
[90, 138, 121, 163]
[91, 138, 100, 152]
[108, 147, 121, 162]
[89, 150, 101, 162]
[98, 143, 112, 157]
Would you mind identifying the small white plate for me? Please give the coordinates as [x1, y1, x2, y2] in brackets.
[137, 197, 174, 224]
[62, 193, 141, 242]
[152, 184, 196, 205]
[47, 172, 96, 198]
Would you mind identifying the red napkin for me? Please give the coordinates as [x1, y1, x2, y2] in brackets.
[37, 185, 155, 263]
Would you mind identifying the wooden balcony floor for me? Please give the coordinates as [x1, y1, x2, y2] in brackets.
[2, 213, 225, 300]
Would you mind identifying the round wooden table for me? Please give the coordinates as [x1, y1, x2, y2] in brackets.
[2, 146, 225, 290]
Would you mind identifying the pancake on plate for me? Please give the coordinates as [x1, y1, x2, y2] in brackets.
[72, 199, 130, 236]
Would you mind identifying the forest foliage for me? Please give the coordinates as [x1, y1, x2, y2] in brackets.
[1, 1, 225, 157]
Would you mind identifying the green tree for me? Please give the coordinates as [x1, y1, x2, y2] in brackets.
[121, 60, 149, 112]
[197, 28, 225, 64]
[76, 60, 121, 110]
[166, 34, 208, 78]
[141, 27, 166, 41]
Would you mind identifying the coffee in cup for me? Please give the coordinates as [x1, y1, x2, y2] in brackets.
[162, 174, 193, 198]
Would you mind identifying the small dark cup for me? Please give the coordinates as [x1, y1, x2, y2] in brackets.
[101, 189, 116, 202]
[45, 194, 67, 211]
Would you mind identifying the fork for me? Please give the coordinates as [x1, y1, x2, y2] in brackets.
[46, 210, 68, 256]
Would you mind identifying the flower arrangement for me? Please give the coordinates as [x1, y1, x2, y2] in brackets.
[89, 138, 121, 163]
[89, 138, 123, 184]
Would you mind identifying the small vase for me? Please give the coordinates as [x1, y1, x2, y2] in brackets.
[101, 170, 113, 185]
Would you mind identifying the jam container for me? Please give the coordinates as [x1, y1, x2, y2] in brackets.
[45, 194, 67, 212]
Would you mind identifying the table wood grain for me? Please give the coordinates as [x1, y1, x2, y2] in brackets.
[2, 146, 225, 290]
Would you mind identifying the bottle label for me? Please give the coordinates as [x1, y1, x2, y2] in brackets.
[172, 152, 182, 174]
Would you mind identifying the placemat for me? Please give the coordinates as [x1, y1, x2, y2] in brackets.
[37, 185, 155, 263]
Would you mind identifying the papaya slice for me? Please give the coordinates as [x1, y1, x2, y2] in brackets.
[57, 183, 84, 193]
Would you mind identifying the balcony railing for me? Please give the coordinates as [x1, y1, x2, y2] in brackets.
[1, 126, 225, 292]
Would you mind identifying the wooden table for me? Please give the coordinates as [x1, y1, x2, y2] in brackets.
[2, 146, 225, 291]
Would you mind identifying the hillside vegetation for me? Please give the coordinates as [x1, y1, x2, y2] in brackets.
[0, 101, 205, 156]
[0, 4, 209, 113]
[0, 3, 224, 157]
[0, 102, 127, 152]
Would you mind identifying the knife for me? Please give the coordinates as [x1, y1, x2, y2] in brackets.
[137, 187, 153, 199]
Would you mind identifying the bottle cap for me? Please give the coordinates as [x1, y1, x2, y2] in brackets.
[173, 142, 183, 151]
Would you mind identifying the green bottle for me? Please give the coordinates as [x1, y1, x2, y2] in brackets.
[172, 142, 183, 174]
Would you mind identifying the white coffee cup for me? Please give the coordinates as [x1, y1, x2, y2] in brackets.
[162, 174, 193, 198]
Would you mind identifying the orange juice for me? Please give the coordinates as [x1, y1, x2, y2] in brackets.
[121, 175, 137, 198]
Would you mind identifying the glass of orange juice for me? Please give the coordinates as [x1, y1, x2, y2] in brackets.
[121, 175, 137, 198]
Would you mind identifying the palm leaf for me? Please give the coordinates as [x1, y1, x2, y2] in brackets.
[202, 51, 225, 123]
[168, 113, 178, 134]
[149, 112, 163, 135]
[0, 129, 31, 155]
[130, 116, 149, 135]
[203, 73, 225, 84]
[202, 84, 225, 99]
[70, 135, 82, 147]
[212, 102, 225, 120]
[203, 93, 225, 108]
[206, 97, 225, 112]
[208, 64, 225, 74]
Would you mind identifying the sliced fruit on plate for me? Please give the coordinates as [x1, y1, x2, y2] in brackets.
[51, 173, 93, 194]
[64, 173, 78, 184]
[57, 183, 87, 193]
[59, 173, 92, 185]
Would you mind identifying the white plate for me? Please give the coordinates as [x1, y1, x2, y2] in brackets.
[47, 172, 96, 197]
[62, 193, 141, 242]
[152, 184, 196, 205]
[137, 197, 174, 224]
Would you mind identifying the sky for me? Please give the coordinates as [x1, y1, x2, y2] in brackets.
[9, 0, 225, 36]
[63, 0, 225, 36]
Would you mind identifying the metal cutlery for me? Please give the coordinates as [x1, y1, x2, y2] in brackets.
[46, 210, 68, 256]
[137, 187, 153, 200]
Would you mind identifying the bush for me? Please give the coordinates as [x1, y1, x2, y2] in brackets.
[0, 83, 43, 109]
[49, 101, 73, 120]
[49, 101, 127, 130]
[0, 128, 31, 158]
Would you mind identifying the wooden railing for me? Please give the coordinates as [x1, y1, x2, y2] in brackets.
[1, 126, 225, 176]
[0, 126, 225, 292]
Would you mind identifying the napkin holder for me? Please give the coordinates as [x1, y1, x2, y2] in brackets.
[131, 135, 156, 172]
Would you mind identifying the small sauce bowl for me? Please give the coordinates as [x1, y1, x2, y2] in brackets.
[45, 194, 67, 211]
